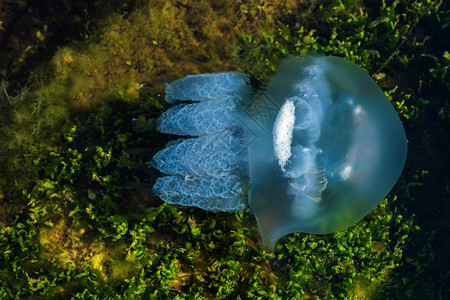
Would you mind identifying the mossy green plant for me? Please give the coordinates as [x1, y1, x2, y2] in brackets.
[0, 0, 319, 202]
[0, 0, 449, 298]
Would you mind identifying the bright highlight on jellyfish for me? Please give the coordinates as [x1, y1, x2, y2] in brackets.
[146, 56, 407, 250]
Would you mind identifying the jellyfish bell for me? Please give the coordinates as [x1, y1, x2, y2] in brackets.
[132, 55, 407, 250]
[245, 56, 407, 249]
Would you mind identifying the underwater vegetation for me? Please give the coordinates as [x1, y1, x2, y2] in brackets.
[150, 56, 407, 250]
[0, 0, 448, 299]
[0, 0, 306, 199]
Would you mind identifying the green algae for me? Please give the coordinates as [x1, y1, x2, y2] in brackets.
[0, 0, 449, 298]
[0, 0, 313, 198]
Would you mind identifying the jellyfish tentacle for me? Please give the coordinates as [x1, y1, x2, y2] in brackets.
[117, 162, 154, 174]
[149, 130, 247, 178]
[120, 183, 155, 195]
[123, 148, 158, 156]
[153, 175, 246, 211]
[157, 95, 239, 136]
[131, 118, 156, 133]
[150, 72, 253, 213]
[165, 72, 250, 103]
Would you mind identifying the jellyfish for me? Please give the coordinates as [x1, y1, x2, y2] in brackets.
[140, 56, 407, 250]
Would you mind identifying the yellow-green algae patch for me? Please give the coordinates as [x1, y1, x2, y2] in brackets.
[350, 274, 381, 299]
[38, 218, 134, 283]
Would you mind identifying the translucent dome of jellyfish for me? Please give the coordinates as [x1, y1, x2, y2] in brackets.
[146, 56, 407, 250]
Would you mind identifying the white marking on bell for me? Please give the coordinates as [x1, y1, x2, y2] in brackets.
[340, 165, 352, 180]
[273, 100, 296, 171]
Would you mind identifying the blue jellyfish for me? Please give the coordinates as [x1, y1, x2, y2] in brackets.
[145, 56, 407, 250]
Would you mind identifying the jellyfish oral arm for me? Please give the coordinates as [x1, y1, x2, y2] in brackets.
[151, 72, 254, 212]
